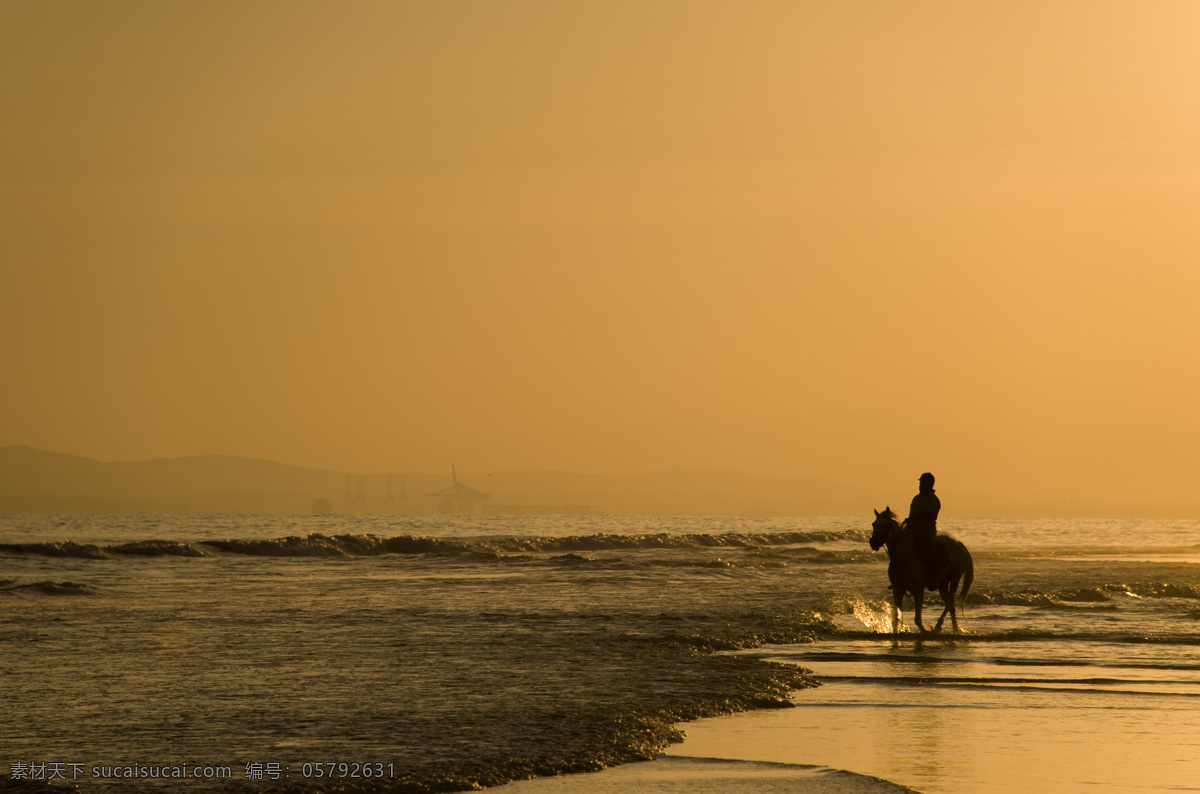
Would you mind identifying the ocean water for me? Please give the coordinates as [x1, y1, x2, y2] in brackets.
[2, 514, 1200, 792]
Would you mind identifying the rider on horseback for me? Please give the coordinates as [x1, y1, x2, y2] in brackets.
[907, 472, 943, 589]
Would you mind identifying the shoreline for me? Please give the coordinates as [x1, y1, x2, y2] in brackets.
[498, 673, 918, 794]
[498, 754, 916, 793]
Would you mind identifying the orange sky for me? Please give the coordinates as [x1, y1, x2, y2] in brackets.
[3, 2, 1198, 503]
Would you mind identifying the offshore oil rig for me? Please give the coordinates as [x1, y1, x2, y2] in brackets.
[383, 475, 409, 514]
[426, 465, 489, 514]
[316, 467, 485, 515]
[330, 473, 409, 515]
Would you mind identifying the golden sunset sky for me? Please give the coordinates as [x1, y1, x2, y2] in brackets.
[3, 2, 1198, 503]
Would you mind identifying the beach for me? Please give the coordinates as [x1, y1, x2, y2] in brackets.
[505, 756, 915, 793]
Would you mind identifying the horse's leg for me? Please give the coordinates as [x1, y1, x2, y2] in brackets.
[948, 574, 962, 633]
[934, 582, 951, 633]
[892, 587, 904, 635]
[913, 588, 927, 634]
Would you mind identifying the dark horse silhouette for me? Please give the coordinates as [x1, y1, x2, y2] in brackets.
[870, 507, 974, 633]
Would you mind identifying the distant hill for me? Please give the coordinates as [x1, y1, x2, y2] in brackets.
[0, 446, 1190, 517]
[0, 445, 344, 514]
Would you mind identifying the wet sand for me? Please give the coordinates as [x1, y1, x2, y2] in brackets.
[501, 756, 915, 793]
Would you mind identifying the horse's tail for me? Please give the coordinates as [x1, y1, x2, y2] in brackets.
[958, 543, 975, 615]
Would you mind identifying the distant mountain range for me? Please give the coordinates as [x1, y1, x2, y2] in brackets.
[0, 446, 1188, 517]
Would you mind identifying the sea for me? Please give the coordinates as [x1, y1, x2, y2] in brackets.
[3, 513, 1200, 793]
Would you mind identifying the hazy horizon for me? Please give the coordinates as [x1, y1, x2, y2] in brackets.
[4, 2, 1198, 506]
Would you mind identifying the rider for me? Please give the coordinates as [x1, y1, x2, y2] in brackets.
[907, 472, 942, 588]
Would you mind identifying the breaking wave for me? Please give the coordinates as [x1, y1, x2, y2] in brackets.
[0, 580, 98, 596]
[0, 540, 207, 558]
[1123, 582, 1200, 599]
[969, 582, 1200, 608]
[0, 541, 112, 559]
[108, 540, 208, 557]
[2, 530, 865, 560]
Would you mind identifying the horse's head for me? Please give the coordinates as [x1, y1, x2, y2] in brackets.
[870, 507, 898, 551]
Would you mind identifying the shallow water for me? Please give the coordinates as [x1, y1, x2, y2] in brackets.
[2, 514, 1200, 791]
[688, 633, 1200, 793]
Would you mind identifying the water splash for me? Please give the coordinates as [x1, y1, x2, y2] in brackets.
[850, 597, 898, 634]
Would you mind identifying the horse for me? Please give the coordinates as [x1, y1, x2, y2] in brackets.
[870, 507, 974, 634]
